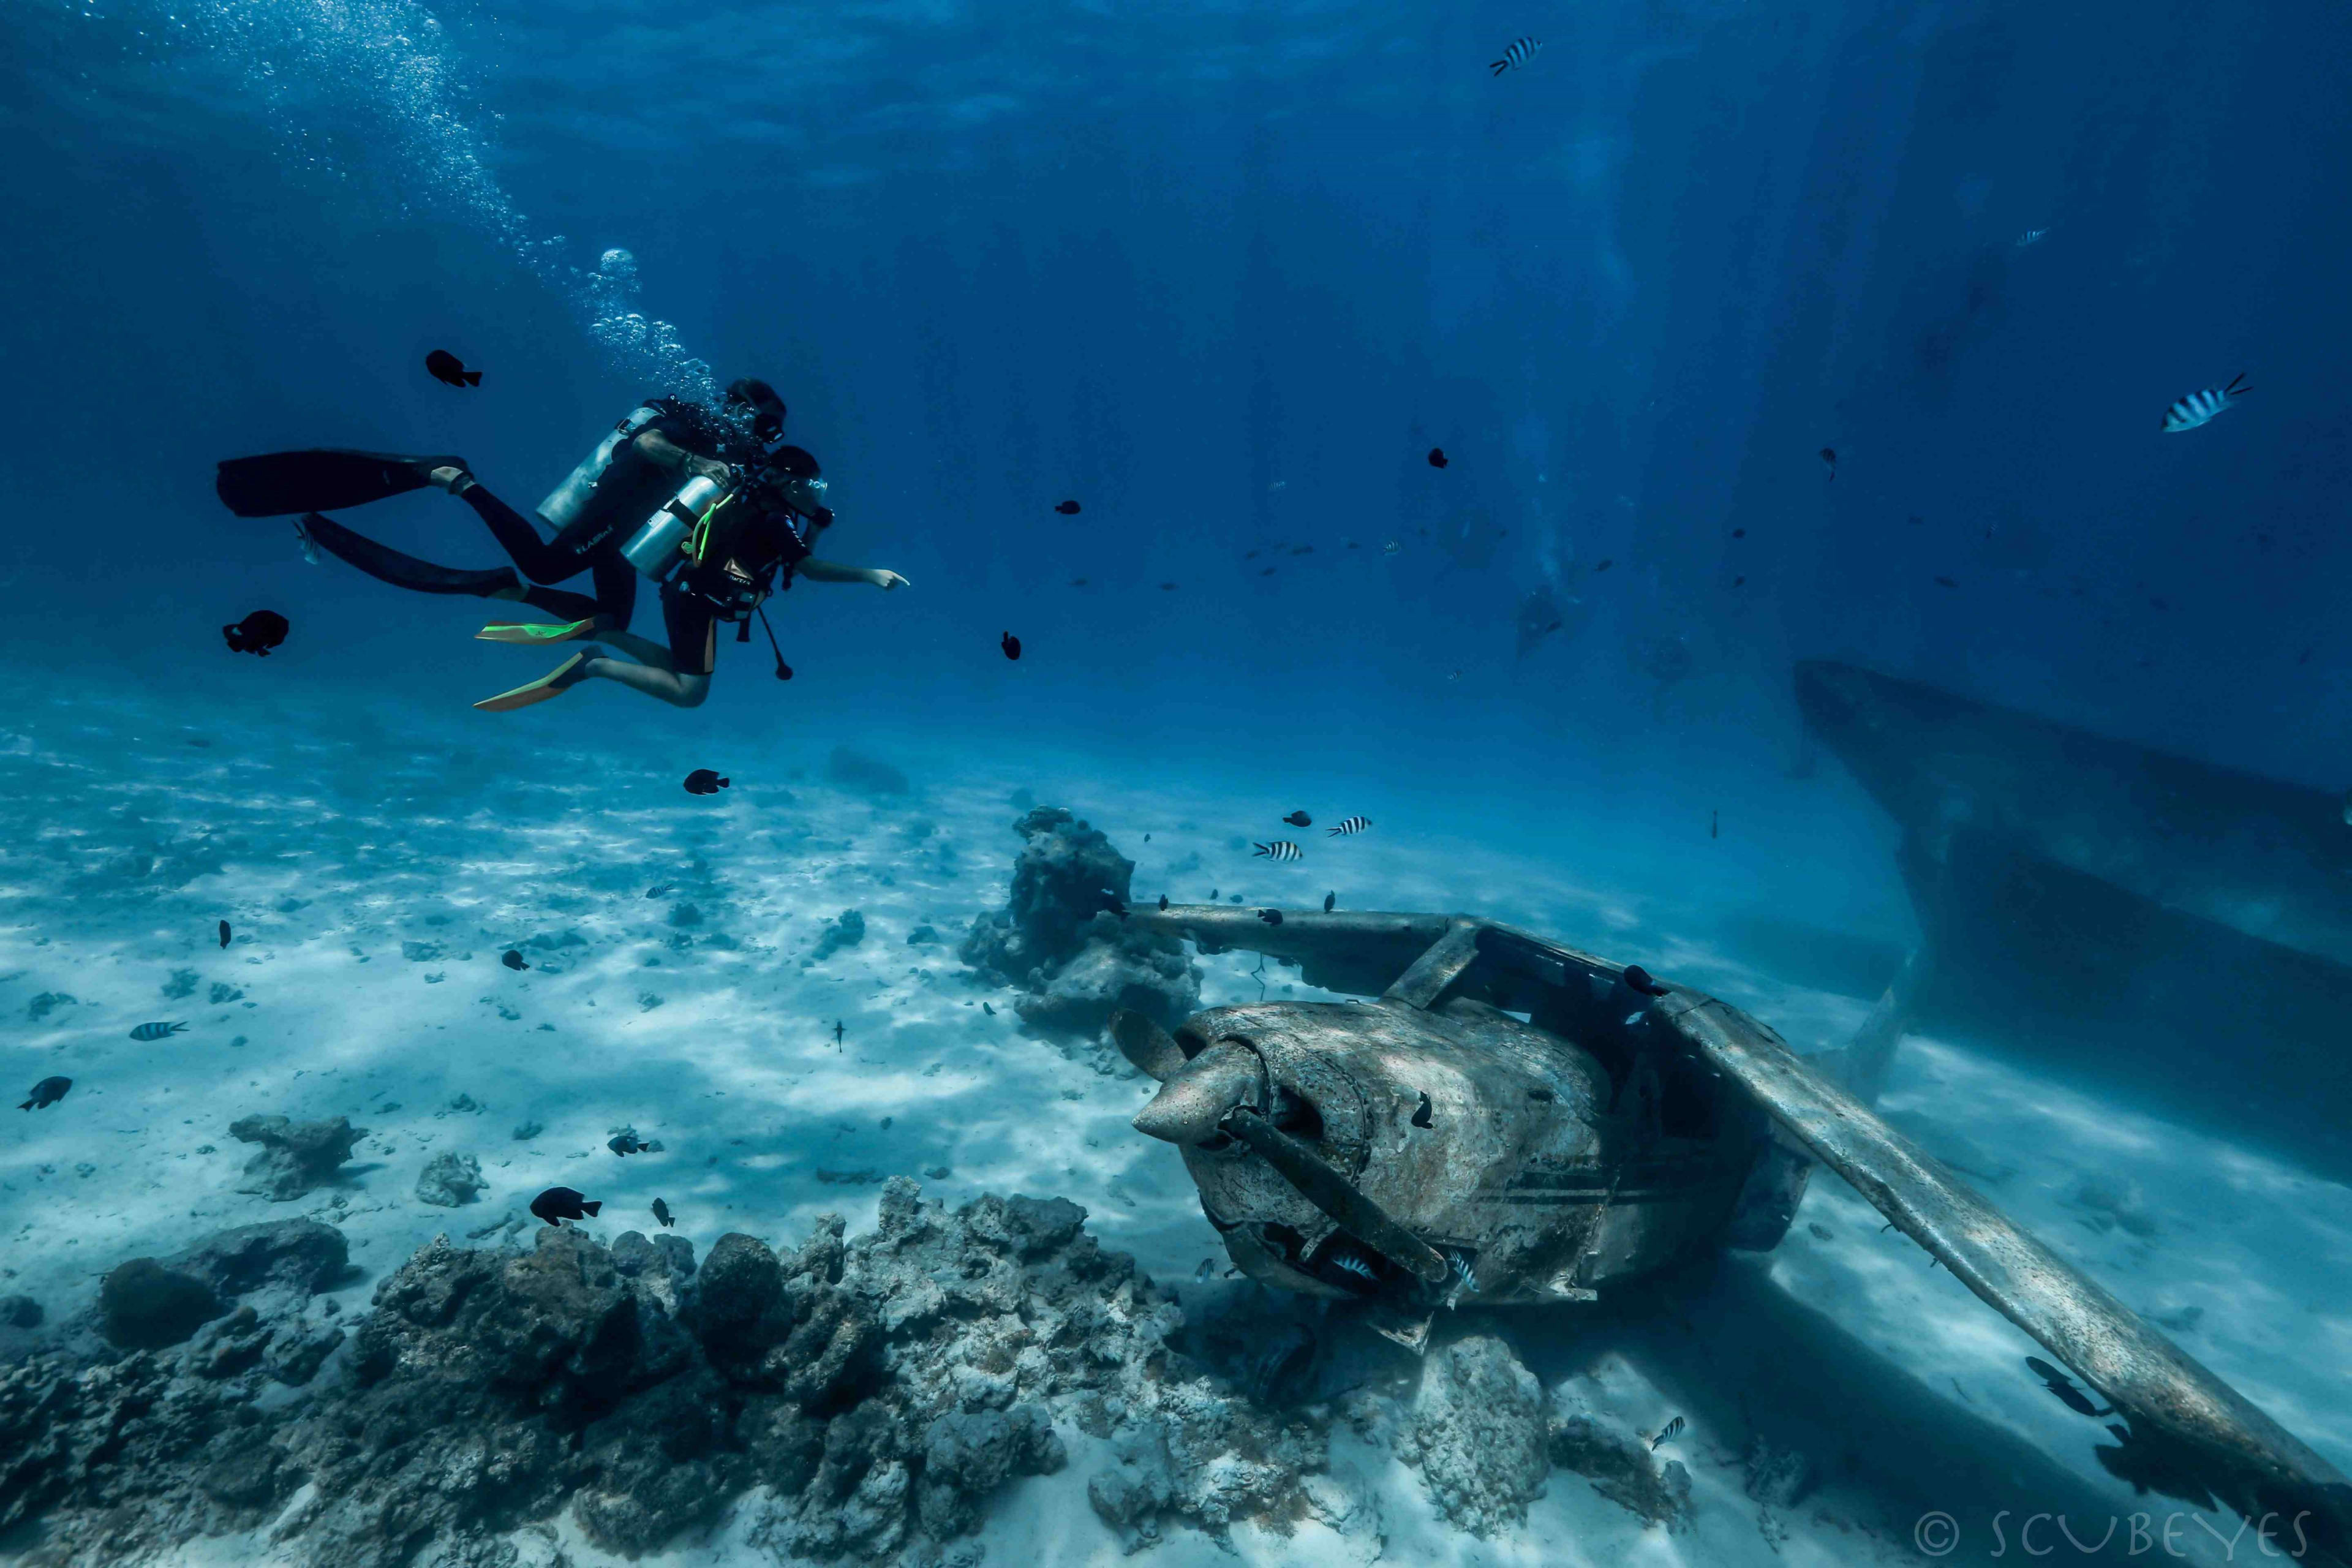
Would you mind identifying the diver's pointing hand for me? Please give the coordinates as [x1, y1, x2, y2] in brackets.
[869, 570, 910, 590]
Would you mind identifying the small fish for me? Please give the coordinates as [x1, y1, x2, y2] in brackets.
[1411, 1091, 1433, 1129]
[530, 1186, 600, 1226]
[2015, 227, 2048, 249]
[1593, 559, 1613, 573]
[1072, 577, 1091, 587]
[982, 1002, 995, 1016]
[218, 919, 232, 949]
[223, 610, 290, 657]
[1490, 36, 1541, 75]
[1210, 889, 1219, 900]
[130, 1021, 188, 1042]
[1158, 894, 1169, 911]
[1001, 631, 1022, 661]
[1054, 499, 1082, 515]
[1651, 1416, 1685, 1451]
[19, 1076, 70, 1111]
[1427, 447, 1449, 468]
[1291, 545, 1313, 556]
[292, 515, 320, 565]
[646, 884, 675, 899]
[1732, 527, 1746, 538]
[609, 1131, 662, 1156]
[1327, 816, 1370, 837]
[1934, 575, 1958, 589]
[1257, 908, 1284, 925]
[1253, 840, 1303, 862]
[1283, 811, 1312, 827]
[1323, 892, 1335, 912]
[1258, 568, 1275, 577]
[683, 769, 729, 796]
[1193, 1259, 1215, 1283]
[2163, 373, 2249, 433]
[1160, 582, 1177, 590]
[833, 1020, 845, 1048]
[1807, 1223, 1832, 1240]
[1710, 810, 1718, 840]
[1383, 540, 1401, 556]
[1621, 966, 1670, 998]
[652, 1198, 674, 1228]
[501, 949, 529, 971]
[1818, 447, 1837, 481]
[2026, 1356, 2115, 1417]
[425, 349, 482, 388]
[1733, 575, 1746, 588]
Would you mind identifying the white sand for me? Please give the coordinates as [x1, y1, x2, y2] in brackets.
[2, 685, 2345, 1567]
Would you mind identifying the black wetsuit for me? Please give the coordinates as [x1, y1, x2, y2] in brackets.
[307, 396, 759, 638]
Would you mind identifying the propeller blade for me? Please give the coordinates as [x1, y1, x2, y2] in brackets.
[1223, 1107, 1450, 1284]
[1109, 1008, 1188, 1082]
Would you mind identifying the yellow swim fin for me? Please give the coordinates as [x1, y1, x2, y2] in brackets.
[473, 649, 600, 712]
[476, 618, 597, 644]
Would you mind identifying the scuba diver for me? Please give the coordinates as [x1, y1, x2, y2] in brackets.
[216, 379, 910, 711]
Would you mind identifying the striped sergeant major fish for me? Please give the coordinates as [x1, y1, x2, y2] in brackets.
[1490, 36, 1541, 75]
[1327, 816, 1371, 837]
[129, 1021, 188, 1041]
[1253, 840, 1303, 862]
[2162, 372, 2248, 433]
[2014, 228, 2049, 249]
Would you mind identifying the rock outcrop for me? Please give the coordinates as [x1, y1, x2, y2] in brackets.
[228, 1114, 367, 1200]
[1395, 1334, 1550, 1536]
[2, 1180, 1326, 1568]
[810, 909, 869, 965]
[961, 807, 1200, 1043]
[97, 1259, 222, 1351]
[415, 1150, 485, 1207]
[1545, 1385, 1694, 1531]
[168, 1218, 352, 1310]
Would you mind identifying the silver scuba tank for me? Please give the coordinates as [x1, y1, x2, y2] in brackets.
[620, 473, 730, 582]
[535, 404, 665, 529]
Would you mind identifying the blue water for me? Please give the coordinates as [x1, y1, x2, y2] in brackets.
[4, 0, 2351, 1563]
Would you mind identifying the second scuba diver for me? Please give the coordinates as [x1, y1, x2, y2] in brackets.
[215, 378, 909, 712]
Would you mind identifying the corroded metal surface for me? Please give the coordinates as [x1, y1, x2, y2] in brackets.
[1125, 903, 2352, 1560]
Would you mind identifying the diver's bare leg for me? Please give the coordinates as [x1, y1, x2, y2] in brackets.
[599, 630, 677, 671]
[582, 652, 710, 709]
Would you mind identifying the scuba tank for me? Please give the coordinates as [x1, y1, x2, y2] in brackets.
[534, 404, 666, 529]
[621, 472, 731, 582]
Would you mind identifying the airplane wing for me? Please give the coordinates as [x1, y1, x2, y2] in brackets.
[1654, 984, 2352, 1563]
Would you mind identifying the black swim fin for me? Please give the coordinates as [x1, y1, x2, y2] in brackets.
[300, 513, 522, 598]
[216, 450, 466, 518]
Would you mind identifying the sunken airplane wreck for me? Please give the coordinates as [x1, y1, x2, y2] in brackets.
[1108, 905, 2352, 1561]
